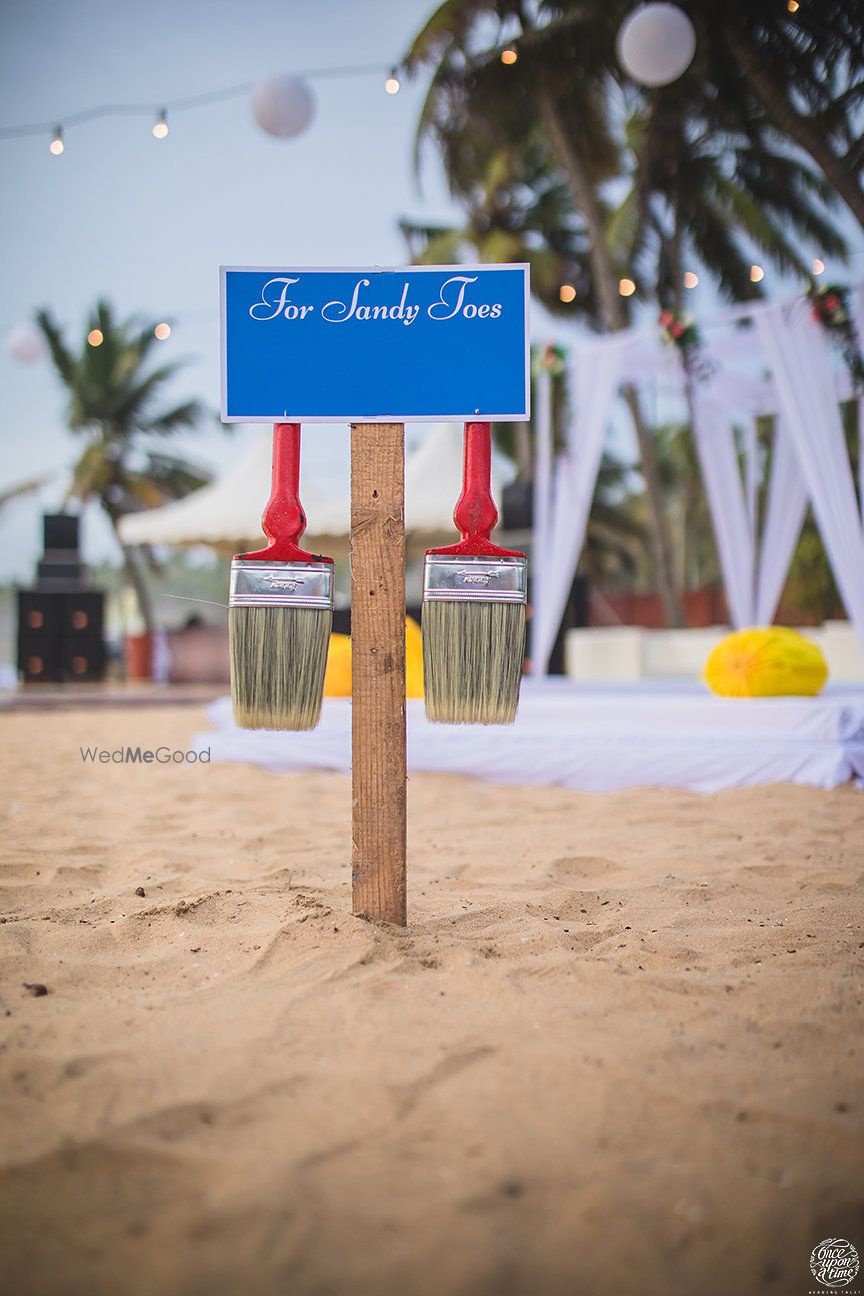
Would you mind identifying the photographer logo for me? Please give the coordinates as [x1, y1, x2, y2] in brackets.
[80, 745, 209, 765]
[810, 1239, 859, 1289]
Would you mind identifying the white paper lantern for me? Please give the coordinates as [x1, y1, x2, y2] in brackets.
[617, 4, 696, 87]
[6, 321, 46, 364]
[250, 73, 315, 139]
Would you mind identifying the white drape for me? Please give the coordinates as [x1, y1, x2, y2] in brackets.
[689, 386, 756, 627]
[529, 287, 863, 675]
[754, 418, 809, 624]
[856, 286, 864, 529]
[755, 302, 864, 645]
[531, 366, 553, 673]
[689, 389, 809, 629]
[531, 335, 628, 674]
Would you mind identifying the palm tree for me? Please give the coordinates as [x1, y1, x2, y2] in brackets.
[405, 0, 688, 624]
[0, 476, 50, 511]
[37, 300, 208, 634]
[616, 100, 849, 309]
[695, 0, 864, 232]
[544, 0, 864, 230]
[403, 0, 851, 626]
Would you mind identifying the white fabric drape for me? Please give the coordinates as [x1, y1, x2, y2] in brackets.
[755, 302, 864, 645]
[529, 286, 863, 675]
[855, 288, 864, 528]
[755, 418, 809, 624]
[531, 366, 553, 674]
[690, 391, 809, 629]
[689, 387, 756, 627]
[532, 335, 629, 674]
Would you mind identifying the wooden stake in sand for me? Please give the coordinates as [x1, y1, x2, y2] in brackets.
[350, 422, 407, 926]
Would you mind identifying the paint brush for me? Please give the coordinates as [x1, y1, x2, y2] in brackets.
[229, 422, 333, 730]
[422, 421, 526, 724]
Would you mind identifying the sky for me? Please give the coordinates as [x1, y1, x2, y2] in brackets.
[0, 0, 471, 580]
[1, 0, 861, 585]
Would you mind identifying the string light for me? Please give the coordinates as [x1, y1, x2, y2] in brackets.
[87, 329, 104, 347]
[812, 257, 825, 275]
[683, 271, 699, 289]
[501, 47, 518, 65]
[1, 62, 394, 151]
[154, 322, 171, 340]
[787, 0, 799, 12]
[559, 284, 576, 303]
[619, 278, 636, 297]
[750, 264, 764, 283]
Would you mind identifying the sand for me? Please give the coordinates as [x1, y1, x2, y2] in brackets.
[0, 704, 862, 1296]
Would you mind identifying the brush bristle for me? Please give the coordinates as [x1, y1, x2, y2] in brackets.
[422, 600, 525, 725]
[229, 606, 332, 731]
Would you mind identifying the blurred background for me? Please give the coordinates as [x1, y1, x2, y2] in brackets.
[1, 0, 862, 690]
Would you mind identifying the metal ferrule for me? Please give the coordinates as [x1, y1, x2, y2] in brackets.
[423, 554, 527, 604]
[229, 559, 333, 610]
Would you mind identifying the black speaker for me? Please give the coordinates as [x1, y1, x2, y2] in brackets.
[501, 479, 533, 531]
[44, 514, 80, 552]
[37, 558, 85, 586]
[17, 590, 105, 682]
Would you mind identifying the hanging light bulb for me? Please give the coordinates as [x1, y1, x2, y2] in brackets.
[154, 322, 171, 340]
[811, 257, 825, 276]
[250, 73, 316, 138]
[683, 271, 699, 289]
[559, 284, 576, 303]
[384, 69, 400, 95]
[152, 109, 169, 139]
[6, 322, 47, 364]
[619, 278, 637, 297]
[49, 126, 64, 156]
[87, 329, 104, 347]
[750, 264, 764, 283]
[616, 4, 696, 87]
[787, 0, 799, 12]
[501, 47, 518, 65]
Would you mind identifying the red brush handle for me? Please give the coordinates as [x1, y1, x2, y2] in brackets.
[428, 422, 523, 558]
[238, 423, 333, 564]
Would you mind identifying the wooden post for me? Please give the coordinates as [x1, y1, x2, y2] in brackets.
[350, 422, 407, 925]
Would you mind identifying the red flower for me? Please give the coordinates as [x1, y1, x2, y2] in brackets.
[659, 310, 673, 327]
[672, 322, 685, 338]
[825, 293, 840, 311]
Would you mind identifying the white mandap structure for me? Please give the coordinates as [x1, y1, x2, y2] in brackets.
[531, 285, 864, 676]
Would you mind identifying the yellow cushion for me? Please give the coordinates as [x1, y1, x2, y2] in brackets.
[704, 627, 828, 698]
[323, 617, 424, 698]
[405, 615, 424, 699]
[323, 631, 353, 697]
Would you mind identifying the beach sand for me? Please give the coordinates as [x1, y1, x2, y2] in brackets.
[0, 704, 862, 1296]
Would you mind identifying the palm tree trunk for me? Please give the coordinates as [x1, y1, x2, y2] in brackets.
[724, 27, 864, 232]
[104, 504, 155, 635]
[539, 90, 685, 627]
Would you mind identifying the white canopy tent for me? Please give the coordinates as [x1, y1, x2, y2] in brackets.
[119, 423, 509, 552]
[532, 287, 864, 675]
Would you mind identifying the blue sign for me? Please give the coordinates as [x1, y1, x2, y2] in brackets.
[220, 264, 529, 423]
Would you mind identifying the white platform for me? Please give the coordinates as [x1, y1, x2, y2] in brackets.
[564, 622, 864, 684]
[195, 680, 864, 794]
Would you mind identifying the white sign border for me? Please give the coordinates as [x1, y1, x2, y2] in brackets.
[219, 263, 531, 424]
